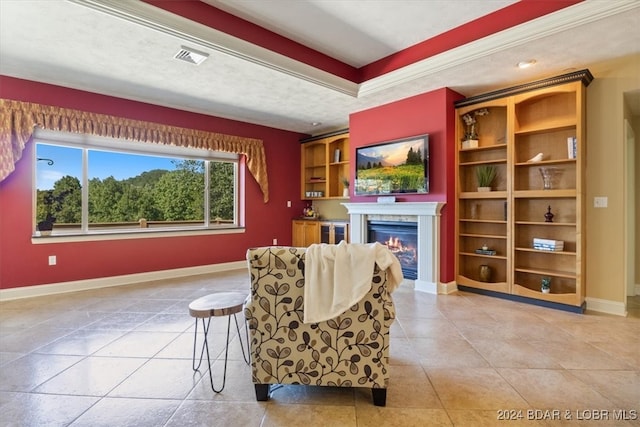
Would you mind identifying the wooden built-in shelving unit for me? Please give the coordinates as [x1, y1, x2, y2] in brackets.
[455, 70, 592, 312]
[300, 131, 350, 200]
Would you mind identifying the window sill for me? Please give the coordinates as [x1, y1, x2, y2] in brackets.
[31, 227, 245, 244]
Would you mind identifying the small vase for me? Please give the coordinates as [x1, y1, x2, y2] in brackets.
[477, 186, 491, 192]
[470, 202, 479, 219]
[479, 265, 491, 282]
[343, 188, 349, 197]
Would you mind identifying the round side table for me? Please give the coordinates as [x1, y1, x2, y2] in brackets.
[189, 291, 250, 392]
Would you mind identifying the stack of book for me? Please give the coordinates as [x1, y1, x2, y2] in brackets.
[533, 238, 564, 251]
[567, 137, 577, 159]
[475, 248, 497, 255]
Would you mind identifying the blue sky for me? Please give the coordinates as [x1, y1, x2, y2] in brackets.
[36, 144, 178, 190]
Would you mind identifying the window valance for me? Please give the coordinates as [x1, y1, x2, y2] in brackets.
[0, 99, 269, 202]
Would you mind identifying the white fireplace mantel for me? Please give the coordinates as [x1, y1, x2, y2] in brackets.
[342, 202, 445, 294]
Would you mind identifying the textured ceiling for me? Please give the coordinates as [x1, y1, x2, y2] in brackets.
[0, 0, 639, 135]
[205, 0, 519, 67]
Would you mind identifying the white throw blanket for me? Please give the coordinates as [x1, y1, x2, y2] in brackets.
[303, 241, 404, 324]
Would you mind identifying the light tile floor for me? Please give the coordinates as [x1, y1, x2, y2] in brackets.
[1, 270, 638, 426]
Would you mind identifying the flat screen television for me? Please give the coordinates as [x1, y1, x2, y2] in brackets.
[355, 134, 429, 195]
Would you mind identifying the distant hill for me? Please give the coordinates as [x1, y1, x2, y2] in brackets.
[123, 169, 169, 187]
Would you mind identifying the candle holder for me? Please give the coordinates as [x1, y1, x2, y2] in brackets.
[544, 206, 554, 223]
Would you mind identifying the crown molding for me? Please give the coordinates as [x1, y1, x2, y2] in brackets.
[68, 0, 360, 97]
[69, 0, 638, 100]
[358, 0, 639, 97]
[454, 69, 593, 108]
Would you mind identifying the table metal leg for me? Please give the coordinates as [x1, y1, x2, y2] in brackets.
[205, 314, 232, 392]
[192, 312, 250, 393]
[233, 313, 251, 365]
[192, 317, 211, 371]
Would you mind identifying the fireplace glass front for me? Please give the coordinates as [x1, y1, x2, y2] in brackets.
[367, 220, 418, 279]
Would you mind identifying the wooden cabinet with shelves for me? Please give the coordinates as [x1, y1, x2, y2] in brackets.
[320, 222, 349, 244]
[455, 70, 592, 312]
[301, 131, 349, 200]
[292, 220, 349, 247]
[456, 100, 510, 294]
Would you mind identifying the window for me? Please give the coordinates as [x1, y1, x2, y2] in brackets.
[34, 130, 240, 236]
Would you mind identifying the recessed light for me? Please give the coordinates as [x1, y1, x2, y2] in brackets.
[311, 122, 322, 126]
[517, 60, 537, 69]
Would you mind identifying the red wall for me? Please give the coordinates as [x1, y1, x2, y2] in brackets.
[349, 87, 463, 283]
[0, 76, 307, 289]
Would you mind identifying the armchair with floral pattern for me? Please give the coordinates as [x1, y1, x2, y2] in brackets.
[245, 246, 396, 406]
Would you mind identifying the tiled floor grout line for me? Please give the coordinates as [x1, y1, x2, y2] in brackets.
[1, 274, 638, 426]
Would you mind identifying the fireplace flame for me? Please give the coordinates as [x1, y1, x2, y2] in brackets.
[385, 236, 402, 250]
[383, 235, 416, 260]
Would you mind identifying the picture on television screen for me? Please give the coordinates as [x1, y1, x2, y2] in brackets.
[355, 134, 429, 195]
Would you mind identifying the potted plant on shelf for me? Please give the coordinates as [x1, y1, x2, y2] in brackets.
[476, 165, 496, 192]
[341, 176, 350, 197]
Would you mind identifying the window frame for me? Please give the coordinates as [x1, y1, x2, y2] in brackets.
[32, 129, 244, 241]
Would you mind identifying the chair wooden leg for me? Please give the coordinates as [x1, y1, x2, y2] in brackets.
[371, 388, 387, 406]
[255, 384, 270, 401]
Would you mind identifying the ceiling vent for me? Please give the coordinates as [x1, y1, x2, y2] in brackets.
[174, 46, 209, 65]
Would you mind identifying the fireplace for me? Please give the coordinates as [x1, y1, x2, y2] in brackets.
[368, 221, 418, 279]
[342, 202, 445, 294]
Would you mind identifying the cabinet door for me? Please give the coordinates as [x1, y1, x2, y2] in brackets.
[303, 221, 320, 246]
[333, 223, 348, 243]
[292, 220, 320, 247]
[320, 223, 332, 244]
[292, 221, 307, 247]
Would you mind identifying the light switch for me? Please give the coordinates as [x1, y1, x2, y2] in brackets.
[594, 197, 608, 208]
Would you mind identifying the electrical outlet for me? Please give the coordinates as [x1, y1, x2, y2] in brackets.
[272, 238, 278, 245]
[48, 255, 57, 266]
[594, 196, 608, 208]
[287, 200, 291, 207]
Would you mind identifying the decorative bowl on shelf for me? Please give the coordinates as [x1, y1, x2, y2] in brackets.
[538, 167, 563, 190]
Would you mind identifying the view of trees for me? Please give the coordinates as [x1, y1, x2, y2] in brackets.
[355, 146, 426, 193]
[357, 146, 423, 171]
[405, 146, 424, 165]
[36, 160, 235, 225]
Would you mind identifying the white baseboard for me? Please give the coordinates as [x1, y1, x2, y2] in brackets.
[414, 279, 437, 294]
[0, 261, 247, 301]
[585, 297, 628, 317]
[412, 280, 458, 295]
